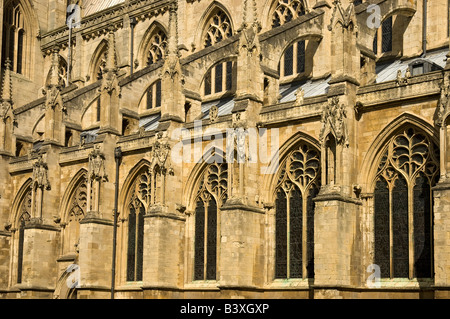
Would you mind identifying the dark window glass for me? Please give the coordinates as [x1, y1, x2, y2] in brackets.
[17, 219, 25, 284]
[9, 28, 14, 68]
[382, 16, 393, 53]
[226, 61, 233, 91]
[127, 206, 136, 281]
[275, 189, 287, 278]
[206, 198, 217, 280]
[306, 186, 318, 278]
[136, 206, 145, 281]
[289, 187, 302, 278]
[96, 98, 101, 122]
[155, 80, 161, 107]
[204, 70, 212, 96]
[194, 199, 205, 280]
[284, 45, 294, 76]
[392, 176, 409, 278]
[297, 40, 305, 74]
[17, 30, 24, 74]
[413, 174, 432, 278]
[215, 63, 223, 94]
[374, 177, 390, 278]
[373, 31, 378, 55]
[146, 87, 153, 109]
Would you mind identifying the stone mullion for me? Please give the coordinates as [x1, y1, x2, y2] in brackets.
[408, 181, 414, 279]
[389, 181, 393, 279]
[302, 188, 307, 279]
[286, 189, 291, 278]
[203, 200, 208, 281]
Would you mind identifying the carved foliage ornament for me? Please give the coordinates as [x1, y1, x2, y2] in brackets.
[437, 73, 450, 126]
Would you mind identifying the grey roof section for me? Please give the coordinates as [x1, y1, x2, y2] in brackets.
[201, 97, 235, 119]
[375, 49, 448, 83]
[81, 128, 100, 144]
[139, 114, 161, 132]
[279, 76, 331, 103]
[83, 0, 125, 17]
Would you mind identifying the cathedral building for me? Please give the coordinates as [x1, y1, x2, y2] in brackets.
[0, 0, 449, 299]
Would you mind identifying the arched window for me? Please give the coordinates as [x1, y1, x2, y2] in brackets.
[203, 9, 232, 48]
[45, 55, 68, 88]
[373, 127, 439, 279]
[146, 80, 162, 109]
[126, 167, 154, 282]
[146, 28, 167, 66]
[203, 60, 235, 97]
[194, 161, 227, 281]
[373, 16, 393, 55]
[281, 40, 305, 79]
[271, 0, 306, 29]
[274, 142, 320, 279]
[2, 0, 26, 74]
[64, 174, 87, 254]
[16, 184, 32, 284]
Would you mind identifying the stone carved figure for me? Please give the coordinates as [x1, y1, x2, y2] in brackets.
[320, 96, 349, 147]
[209, 105, 218, 123]
[32, 155, 51, 190]
[88, 146, 108, 182]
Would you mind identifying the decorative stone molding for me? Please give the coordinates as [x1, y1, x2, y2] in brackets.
[319, 96, 349, 147]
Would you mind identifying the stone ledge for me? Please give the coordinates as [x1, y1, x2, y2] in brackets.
[144, 213, 186, 221]
[221, 200, 265, 214]
[313, 192, 363, 205]
[0, 231, 11, 237]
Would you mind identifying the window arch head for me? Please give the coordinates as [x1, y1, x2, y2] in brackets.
[203, 8, 233, 48]
[90, 40, 108, 82]
[2, 0, 27, 75]
[271, 0, 306, 29]
[146, 27, 168, 66]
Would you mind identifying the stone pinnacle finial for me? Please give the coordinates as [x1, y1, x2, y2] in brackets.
[104, 29, 117, 72]
[167, 1, 179, 57]
[49, 48, 61, 88]
[242, 0, 259, 30]
[1, 58, 12, 103]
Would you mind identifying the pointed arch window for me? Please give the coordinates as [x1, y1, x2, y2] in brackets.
[17, 184, 32, 284]
[2, 0, 27, 74]
[274, 142, 320, 279]
[373, 16, 393, 55]
[147, 28, 168, 66]
[373, 127, 439, 279]
[126, 167, 155, 282]
[64, 175, 88, 254]
[203, 60, 235, 97]
[281, 40, 306, 79]
[271, 0, 306, 29]
[203, 9, 232, 48]
[194, 162, 227, 281]
[146, 80, 162, 109]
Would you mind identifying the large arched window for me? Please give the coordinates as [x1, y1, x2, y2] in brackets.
[203, 60, 235, 97]
[373, 127, 439, 279]
[203, 9, 233, 48]
[125, 166, 157, 282]
[271, 0, 306, 28]
[274, 141, 320, 279]
[2, 0, 26, 74]
[373, 16, 393, 56]
[16, 183, 32, 284]
[194, 161, 227, 281]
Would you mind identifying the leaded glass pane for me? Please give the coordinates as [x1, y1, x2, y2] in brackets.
[204, 70, 212, 96]
[413, 174, 432, 278]
[226, 61, 233, 91]
[374, 177, 390, 278]
[306, 185, 318, 278]
[284, 45, 294, 76]
[206, 198, 217, 280]
[275, 189, 288, 279]
[127, 206, 136, 281]
[136, 206, 145, 281]
[146, 86, 153, 109]
[289, 187, 302, 278]
[17, 219, 25, 284]
[392, 175, 409, 278]
[156, 80, 161, 107]
[297, 40, 305, 74]
[215, 63, 223, 94]
[382, 16, 392, 53]
[194, 199, 205, 280]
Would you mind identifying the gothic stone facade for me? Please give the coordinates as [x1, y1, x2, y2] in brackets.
[0, 0, 449, 299]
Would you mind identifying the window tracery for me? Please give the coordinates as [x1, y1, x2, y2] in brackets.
[274, 142, 320, 279]
[204, 10, 232, 48]
[271, 0, 306, 29]
[373, 127, 439, 279]
[194, 162, 228, 281]
[147, 29, 167, 66]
